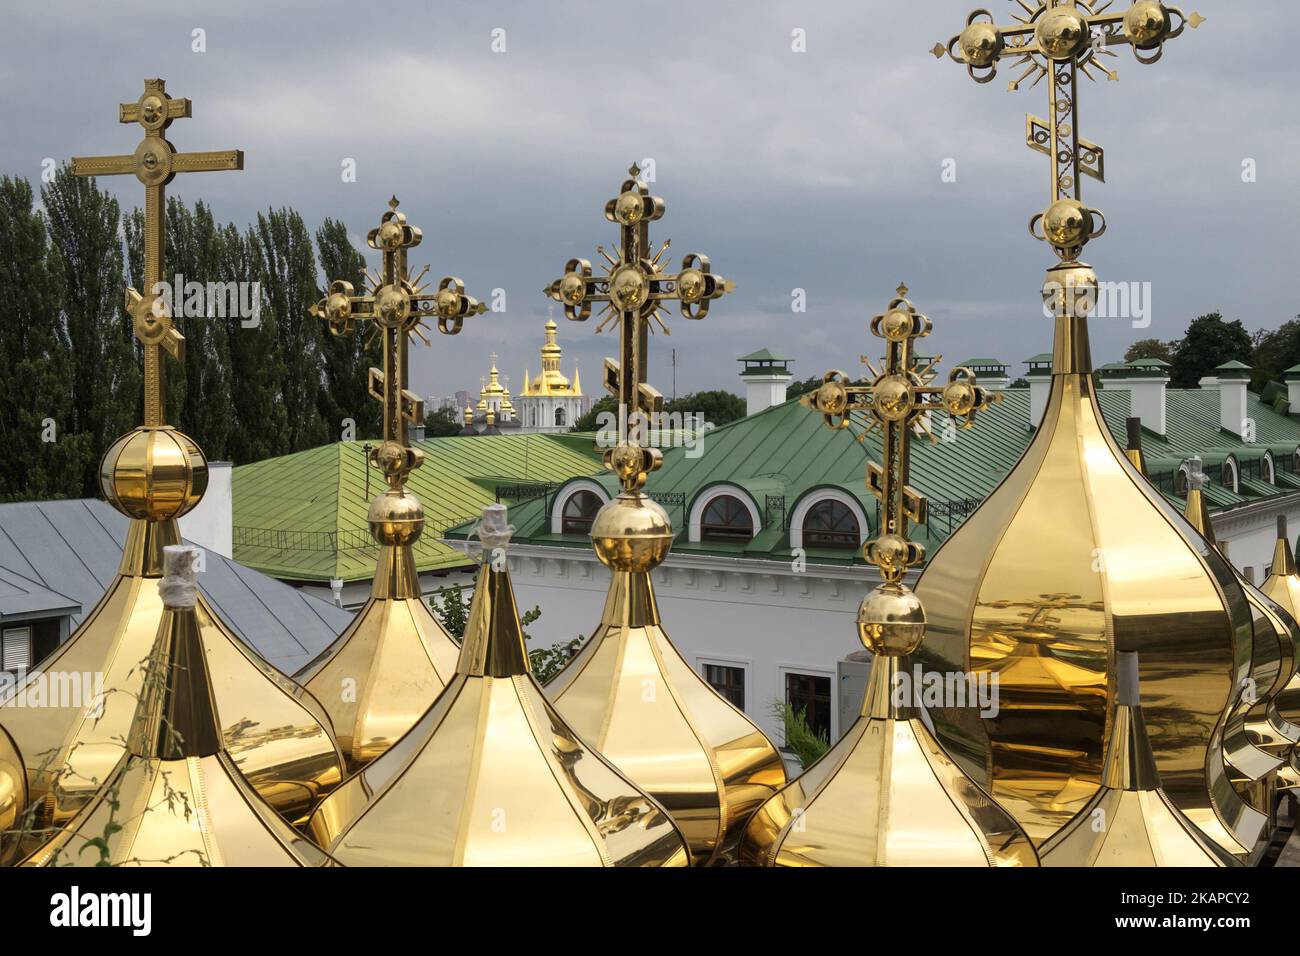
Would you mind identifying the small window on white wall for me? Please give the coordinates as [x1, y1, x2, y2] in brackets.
[702, 662, 747, 711]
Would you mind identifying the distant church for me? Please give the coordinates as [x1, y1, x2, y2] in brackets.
[464, 318, 587, 435]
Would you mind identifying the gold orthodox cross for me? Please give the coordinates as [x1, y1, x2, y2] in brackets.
[72, 78, 244, 427]
[936, 1, 1201, 261]
[311, 197, 486, 489]
[802, 286, 998, 583]
[545, 164, 734, 492]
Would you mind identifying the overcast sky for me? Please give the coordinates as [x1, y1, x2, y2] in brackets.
[3, 0, 1291, 405]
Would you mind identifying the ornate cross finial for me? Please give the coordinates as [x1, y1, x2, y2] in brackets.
[544, 164, 735, 492]
[311, 198, 487, 489]
[802, 287, 999, 583]
[939, 1, 1202, 263]
[72, 78, 243, 427]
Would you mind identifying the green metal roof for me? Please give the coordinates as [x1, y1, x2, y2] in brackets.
[462, 383, 1300, 568]
[1127, 357, 1171, 368]
[738, 348, 791, 363]
[233, 434, 603, 583]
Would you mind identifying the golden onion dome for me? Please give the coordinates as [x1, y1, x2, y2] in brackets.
[914, 282, 1265, 859]
[308, 505, 689, 866]
[742, 582, 1038, 867]
[2, 430, 345, 846]
[1039, 653, 1242, 867]
[1261, 519, 1300, 727]
[548, 489, 787, 865]
[20, 548, 333, 868]
[297, 485, 459, 775]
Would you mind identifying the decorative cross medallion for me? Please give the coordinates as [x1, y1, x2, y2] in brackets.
[802, 286, 998, 583]
[937, 1, 1201, 263]
[545, 164, 734, 492]
[311, 197, 486, 489]
[72, 79, 244, 427]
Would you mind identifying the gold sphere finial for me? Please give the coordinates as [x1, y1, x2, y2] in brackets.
[857, 581, 927, 655]
[589, 492, 674, 572]
[367, 488, 425, 546]
[99, 426, 208, 521]
[1035, 7, 1090, 61]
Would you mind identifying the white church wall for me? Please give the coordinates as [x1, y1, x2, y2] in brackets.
[500, 544, 873, 745]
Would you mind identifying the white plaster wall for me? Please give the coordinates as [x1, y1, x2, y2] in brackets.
[180, 461, 233, 559]
[1216, 502, 1300, 581]
[500, 545, 873, 745]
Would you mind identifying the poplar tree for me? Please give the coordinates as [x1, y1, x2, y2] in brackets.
[315, 218, 380, 439]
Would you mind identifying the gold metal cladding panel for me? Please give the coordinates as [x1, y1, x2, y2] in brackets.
[297, 592, 458, 773]
[0, 725, 25, 835]
[1261, 572, 1300, 725]
[0, 569, 343, 829]
[312, 674, 687, 866]
[1041, 789, 1238, 867]
[917, 373, 1259, 852]
[546, 570, 786, 865]
[22, 752, 332, 867]
[743, 714, 1037, 867]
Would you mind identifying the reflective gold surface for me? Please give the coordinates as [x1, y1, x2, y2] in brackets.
[917, 364, 1262, 855]
[0, 520, 345, 843]
[1261, 521, 1300, 729]
[0, 80, 344, 852]
[0, 725, 25, 839]
[543, 166, 783, 865]
[744, 287, 1035, 867]
[309, 507, 689, 866]
[925, 1, 1245, 854]
[299, 199, 483, 771]
[21, 549, 333, 868]
[1040, 653, 1240, 867]
[743, 651, 1038, 867]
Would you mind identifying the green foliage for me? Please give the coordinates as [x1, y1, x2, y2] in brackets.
[772, 699, 829, 769]
[1250, 318, 1300, 393]
[785, 375, 823, 401]
[572, 394, 617, 432]
[1124, 337, 1177, 364]
[316, 218, 381, 440]
[664, 389, 745, 427]
[1169, 312, 1252, 389]
[430, 583, 580, 684]
[424, 403, 464, 437]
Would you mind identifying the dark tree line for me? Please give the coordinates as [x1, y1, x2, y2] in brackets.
[0, 166, 380, 501]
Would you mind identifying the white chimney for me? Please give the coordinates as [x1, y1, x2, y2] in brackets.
[1024, 353, 1052, 430]
[1102, 358, 1170, 436]
[179, 460, 233, 559]
[738, 349, 794, 416]
[1216, 361, 1251, 438]
[960, 358, 1011, 391]
[1286, 365, 1300, 415]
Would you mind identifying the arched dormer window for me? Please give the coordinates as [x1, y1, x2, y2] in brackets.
[550, 480, 610, 535]
[803, 499, 860, 549]
[1175, 467, 1189, 498]
[1223, 457, 1239, 494]
[1263, 452, 1275, 485]
[700, 495, 754, 542]
[561, 490, 603, 534]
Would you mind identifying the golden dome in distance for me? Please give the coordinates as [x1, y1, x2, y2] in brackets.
[523, 316, 583, 397]
[307, 506, 689, 866]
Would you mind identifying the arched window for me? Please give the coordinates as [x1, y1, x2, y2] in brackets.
[561, 490, 603, 535]
[1175, 468, 1189, 498]
[700, 495, 754, 541]
[802, 499, 860, 549]
[555, 406, 566, 428]
[1223, 459, 1239, 493]
[1263, 453, 1275, 485]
